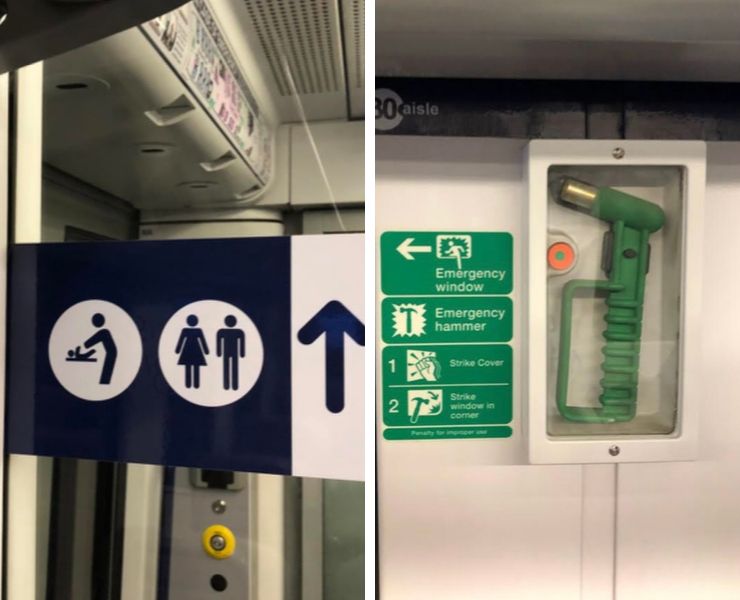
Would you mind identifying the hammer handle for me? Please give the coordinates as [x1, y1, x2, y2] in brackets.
[556, 222, 650, 423]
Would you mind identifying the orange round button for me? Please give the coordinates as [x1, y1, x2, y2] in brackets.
[548, 242, 575, 271]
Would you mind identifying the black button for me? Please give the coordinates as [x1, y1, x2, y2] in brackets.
[622, 249, 637, 259]
[210, 574, 228, 592]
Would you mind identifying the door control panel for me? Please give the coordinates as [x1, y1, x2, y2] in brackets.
[164, 468, 249, 598]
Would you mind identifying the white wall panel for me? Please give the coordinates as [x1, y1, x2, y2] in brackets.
[7, 62, 44, 600]
[42, 178, 136, 241]
[380, 464, 583, 600]
[377, 136, 584, 599]
[379, 134, 740, 598]
[292, 121, 363, 207]
[615, 142, 740, 599]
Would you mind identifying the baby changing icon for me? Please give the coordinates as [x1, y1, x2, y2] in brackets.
[160, 300, 263, 407]
[72, 312, 118, 385]
[49, 300, 143, 401]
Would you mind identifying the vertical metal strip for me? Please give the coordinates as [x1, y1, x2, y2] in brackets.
[301, 478, 323, 600]
[91, 462, 128, 600]
[580, 464, 618, 600]
[6, 60, 44, 600]
[155, 467, 175, 600]
[45, 459, 80, 599]
[0, 70, 10, 600]
[282, 476, 302, 600]
[120, 465, 164, 600]
[254, 475, 287, 599]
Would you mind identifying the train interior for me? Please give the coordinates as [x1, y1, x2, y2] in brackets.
[5, 1, 364, 599]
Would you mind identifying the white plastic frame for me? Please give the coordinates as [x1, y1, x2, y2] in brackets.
[527, 140, 706, 464]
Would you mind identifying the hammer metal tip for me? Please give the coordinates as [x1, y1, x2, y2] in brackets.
[559, 178, 598, 210]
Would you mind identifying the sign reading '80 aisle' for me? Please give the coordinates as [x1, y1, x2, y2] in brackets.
[8, 235, 364, 481]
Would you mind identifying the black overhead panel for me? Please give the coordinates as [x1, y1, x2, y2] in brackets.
[0, 0, 189, 74]
[375, 78, 740, 140]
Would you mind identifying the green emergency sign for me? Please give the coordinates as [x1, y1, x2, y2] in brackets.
[380, 297, 512, 343]
[380, 231, 514, 441]
[381, 232, 513, 295]
[382, 344, 512, 428]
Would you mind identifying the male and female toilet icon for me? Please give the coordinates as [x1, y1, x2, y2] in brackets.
[67, 312, 246, 391]
[174, 314, 245, 390]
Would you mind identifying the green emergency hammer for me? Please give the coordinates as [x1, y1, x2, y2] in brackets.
[555, 179, 665, 423]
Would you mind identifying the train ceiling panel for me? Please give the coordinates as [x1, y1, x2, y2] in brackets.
[234, 0, 364, 121]
[42, 0, 363, 210]
[243, 0, 343, 96]
[342, 0, 364, 118]
[376, 0, 740, 81]
[43, 4, 268, 210]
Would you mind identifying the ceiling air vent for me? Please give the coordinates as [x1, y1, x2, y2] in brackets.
[243, 0, 343, 96]
[342, 0, 363, 91]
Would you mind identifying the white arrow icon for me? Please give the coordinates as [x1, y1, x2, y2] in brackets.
[396, 237, 432, 260]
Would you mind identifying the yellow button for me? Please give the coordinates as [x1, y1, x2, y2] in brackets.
[202, 524, 236, 559]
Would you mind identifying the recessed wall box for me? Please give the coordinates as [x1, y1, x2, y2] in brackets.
[527, 140, 705, 464]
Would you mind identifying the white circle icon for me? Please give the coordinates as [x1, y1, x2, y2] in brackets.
[48, 300, 143, 401]
[158, 300, 264, 407]
[375, 88, 404, 131]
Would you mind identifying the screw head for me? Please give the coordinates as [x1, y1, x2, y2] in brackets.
[212, 500, 226, 514]
[609, 445, 621, 457]
[209, 534, 227, 552]
[612, 147, 625, 159]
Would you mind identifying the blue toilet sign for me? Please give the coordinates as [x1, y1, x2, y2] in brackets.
[7, 234, 365, 481]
